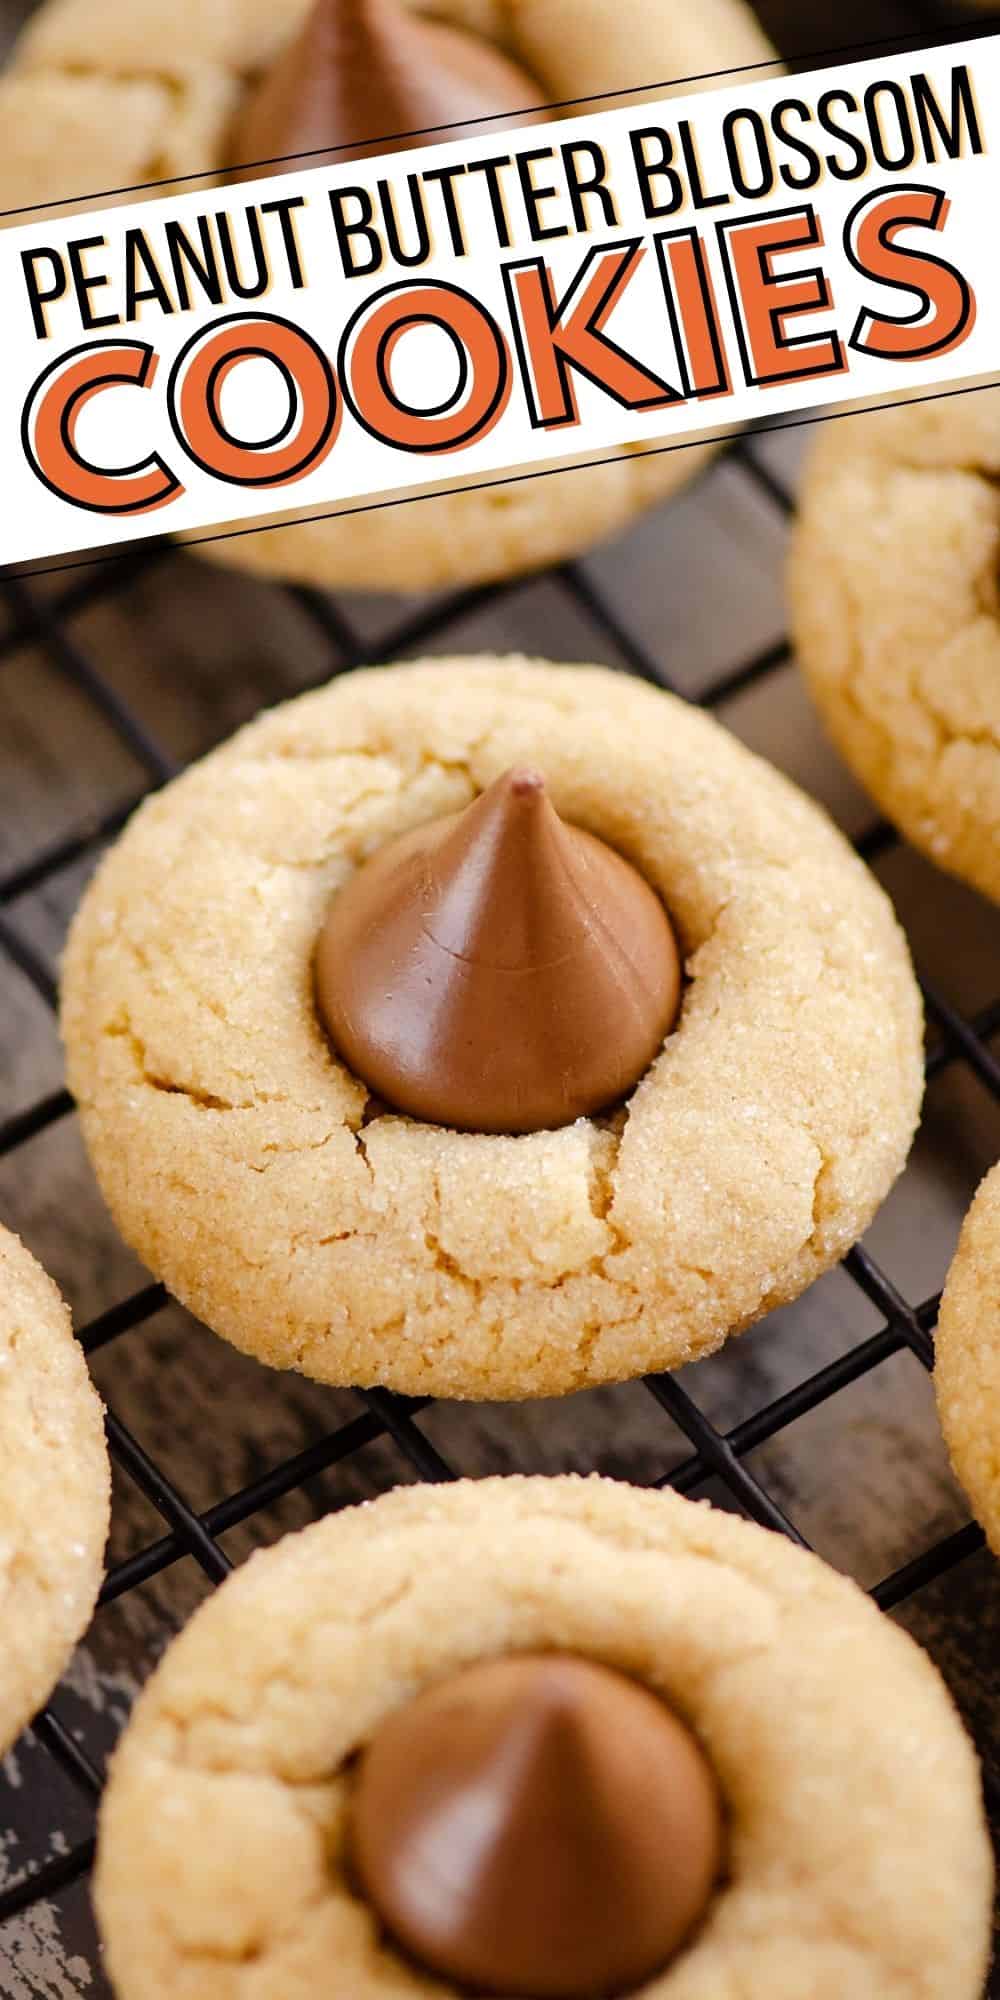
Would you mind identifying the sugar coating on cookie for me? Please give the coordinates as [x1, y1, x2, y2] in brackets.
[790, 390, 1000, 904]
[0, 0, 776, 591]
[0, 1225, 110, 1754]
[92, 1476, 993, 2000]
[936, 1161, 1000, 1550]
[62, 658, 924, 1400]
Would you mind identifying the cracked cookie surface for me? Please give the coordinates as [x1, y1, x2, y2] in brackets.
[789, 391, 1000, 903]
[93, 1475, 993, 2000]
[936, 1161, 1000, 1552]
[62, 658, 924, 1399]
[0, 1225, 110, 1753]
[0, 0, 776, 591]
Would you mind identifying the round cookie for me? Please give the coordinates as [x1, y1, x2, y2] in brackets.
[936, 1160, 1000, 1550]
[62, 658, 924, 1401]
[0, 0, 777, 593]
[93, 1475, 993, 2000]
[789, 390, 1000, 904]
[0, 1225, 110, 1752]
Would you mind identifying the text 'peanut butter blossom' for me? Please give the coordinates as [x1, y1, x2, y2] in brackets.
[315, 767, 682, 1133]
[231, 0, 547, 174]
[351, 1653, 724, 1997]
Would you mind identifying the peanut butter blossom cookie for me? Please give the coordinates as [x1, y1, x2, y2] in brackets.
[63, 658, 923, 1400]
[0, 1225, 110, 1752]
[93, 1477, 992, 1999]
[790, 391, 1000, 903]
[0, 0, 775, 592]
[936, 1161, 1000, 1552]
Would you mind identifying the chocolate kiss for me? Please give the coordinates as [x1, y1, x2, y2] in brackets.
[351, 1653, 724, 1997]
[315, 767, 682, 1134]
[230, 0, 547, 175]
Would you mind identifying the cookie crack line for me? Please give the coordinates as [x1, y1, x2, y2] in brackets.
[109, 1015, 362, 1183]
[143, 1071, 240, 1113]
[63, 659, 922, 1397]
[352, 1122, 374, 1183]
[105, 1017, 271, 1116]
[84, 938, 898, 1375]
[104, 996, 635, 1306]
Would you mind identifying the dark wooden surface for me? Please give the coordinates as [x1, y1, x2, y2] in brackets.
[1, 0, 999, 1994]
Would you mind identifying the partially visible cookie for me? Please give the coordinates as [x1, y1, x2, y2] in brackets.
[62, 657, 925, 1401]
[789, 391, 1000, 903]
[0, 0, 778, 592]
[93, 1475, 993, 2000]
[0, 1225, 110, 1752]
[936, 1161, 1000, 1550]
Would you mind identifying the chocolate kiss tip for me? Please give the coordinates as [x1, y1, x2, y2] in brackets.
[509, 766, 546, 797]
[350, 1654, 724, 1998]
[230, 0, 548, 179]
[315, 765, 682, 1134]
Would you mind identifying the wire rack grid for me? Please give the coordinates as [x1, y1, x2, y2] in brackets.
[1, 0, 1000, 1981]
[0, 422, 998, 1940]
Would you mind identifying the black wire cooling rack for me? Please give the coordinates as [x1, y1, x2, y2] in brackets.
[1, 425, 998, 1934]
[1, 0, 999, 1974]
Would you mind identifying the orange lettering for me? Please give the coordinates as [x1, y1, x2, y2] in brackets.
[22, 340, 180, 515]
